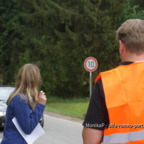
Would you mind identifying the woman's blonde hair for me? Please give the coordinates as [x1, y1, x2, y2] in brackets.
[7, 63, 42, 108]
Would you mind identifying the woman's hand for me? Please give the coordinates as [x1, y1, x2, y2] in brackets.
[36, 91, 47, 105]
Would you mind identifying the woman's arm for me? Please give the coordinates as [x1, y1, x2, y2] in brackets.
[11, 95, 45, 134]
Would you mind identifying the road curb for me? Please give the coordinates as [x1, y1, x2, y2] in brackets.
[44, 111, 83, 123]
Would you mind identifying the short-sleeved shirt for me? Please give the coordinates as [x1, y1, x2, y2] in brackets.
[83, 62, 133, 130]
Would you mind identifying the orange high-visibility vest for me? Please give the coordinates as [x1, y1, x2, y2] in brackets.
[96, 62, 144, 144]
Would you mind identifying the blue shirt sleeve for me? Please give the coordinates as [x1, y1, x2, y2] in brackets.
[10, 94, 45, 134]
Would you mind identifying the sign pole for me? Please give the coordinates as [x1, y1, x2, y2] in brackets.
[89, 71, 92, 98]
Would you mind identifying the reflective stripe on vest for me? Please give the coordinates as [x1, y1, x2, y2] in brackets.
[103, 130, 144, 143]
[98, 62, 144, 143]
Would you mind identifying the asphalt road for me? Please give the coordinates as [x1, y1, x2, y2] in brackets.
[0, 112, 83, 144]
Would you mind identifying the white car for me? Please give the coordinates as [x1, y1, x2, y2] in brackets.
[0, 86, 15, 127]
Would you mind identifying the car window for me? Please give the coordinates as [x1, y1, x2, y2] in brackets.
[0, 87, 15, 101]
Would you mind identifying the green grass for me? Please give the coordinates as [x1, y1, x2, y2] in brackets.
[45, 96, 89, 119]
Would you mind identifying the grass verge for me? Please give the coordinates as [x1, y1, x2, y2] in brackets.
[45, 96, 89, 119]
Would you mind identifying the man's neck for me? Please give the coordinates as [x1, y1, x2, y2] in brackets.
[121, 53, 144, 62]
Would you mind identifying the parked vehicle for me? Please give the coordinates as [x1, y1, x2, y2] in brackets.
[0, 86, 14, 127]
[0, 86, 44, 128]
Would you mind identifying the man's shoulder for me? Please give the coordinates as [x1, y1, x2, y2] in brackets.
[95, 67, 117, 83]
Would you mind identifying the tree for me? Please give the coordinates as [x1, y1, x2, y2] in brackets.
[0, 0, 130, 97]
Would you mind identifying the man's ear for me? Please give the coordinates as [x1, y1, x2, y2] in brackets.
[119, 40, 125, 54]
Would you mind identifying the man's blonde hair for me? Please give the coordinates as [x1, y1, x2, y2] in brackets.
[7, 63, 42, 108]
[117, 19, 144, 54]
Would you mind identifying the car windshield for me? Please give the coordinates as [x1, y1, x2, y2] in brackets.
[0, 87, 15, 101]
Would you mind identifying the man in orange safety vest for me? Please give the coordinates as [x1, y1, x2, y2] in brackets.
[82, 19, 144, 144]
